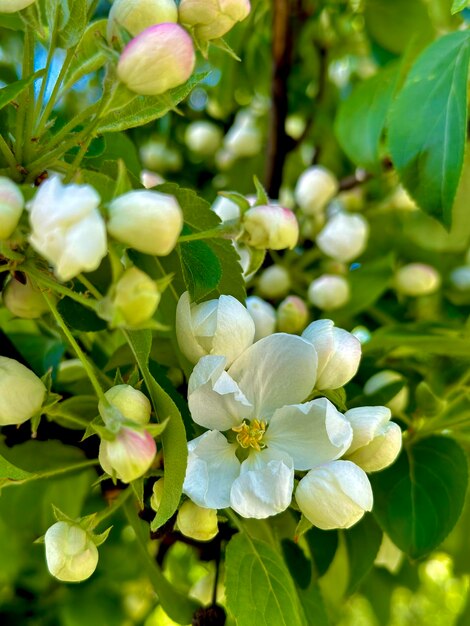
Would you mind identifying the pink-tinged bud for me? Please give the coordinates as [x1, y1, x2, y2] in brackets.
[0, 0, 36, 12]
[179, 0, 250, 41]
[0, 176, 23, 239]
[242, 205, 299, 250]
[99, 427, 156, 483]
[394, 263, 441, 297]
[277, 296, 308, 334]
[258, 265, 291, 299]
[107, 0, 178, 40]
[107, 190, 183, 255]
[3, 277, 48, 319]
[117, 24, 195, 96]
[307, 274, 350, 311]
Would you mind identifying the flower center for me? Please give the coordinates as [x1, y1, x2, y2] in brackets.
[232, 419, 266, 452]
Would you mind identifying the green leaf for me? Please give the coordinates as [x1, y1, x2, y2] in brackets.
[0, 454, 33, 487]
[305, 527, 339, 578]
[452, 0, 470, 14]
[225, 533, 305, 626]
[124, 330, 187, 531]
[62, 19, 108, 90]
[281, 539, 312, 589]
[388, 31, 470, 227]
[178, 239, 222, 302]
[7, 333, 65, 376]
[335, 63, 398, 171]
[96, 73, 208, 133]
[0, 70, 45, 112]
[371, 436, 468, 559]
[57, 296, 107, 332]
[344, 514, 382, 593]
[157, 183, 246, 302]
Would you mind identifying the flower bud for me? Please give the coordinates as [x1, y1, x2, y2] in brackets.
[296, 460, 373, 530]
[223, 111, 261, 158]
[450, 266, 470, 291]
[99, 384, 152, 426]
[344, 406, 402, 472]
[0, 177, 23, 239]
[3, 277, 48, 319]
[140, 170, 165, 189]
[179, 0, 250, 41]
[242, 205, 299, 250]
[109, 267, 160, 327]
[28, 177, 107, 282]
[258, 265, 291, 299]
[316, 212, 369, 263]
[107, 0, 178, 40]
[45, 521, 98, 582]
[99, 427, 156, 483]
[117, 24, 195, 96]
[246, 295, 276, 341]
[394, 263, 441, 297]
[375, 534, 403, 574]
[211, 196, 241, 223]
[150, 478, 165, 511]
[0, 357, 46, 426]
[176, 291, 255, 365]
[277, 296, 308, 334]
[140, 141, 182, 172]
[307, 274, 350, 310]
[107, 190, 183, 255]
[294, 166, 338, 215]
[364, 370, 409, 416]
[185, 121, 223, 156]
[302, 319, 361, 390]
[176, 500, 218, 541]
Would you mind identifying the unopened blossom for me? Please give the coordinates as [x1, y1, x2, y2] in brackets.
[258, 265, 291, 299]
[307, 274, 350, 310]
[185, 121, 223, 156]
[277, 296, 308, 334]
[296, 460, 373, 529]
[343, 406, 402, 472]
[364, 370, 409, 416]
[107, 189, 183, 256]
[294, 166, 338, 215]
[99, 384, 151, 426]
[316, 212, 369, 263]
[302, 319, 361, 390]
[394, 263, 441, 296]
[107, 0, 177, 40]
[179, 0, 251, 41]
[117, 24, 195, 96]
[3, 277, 48, 319]
[0, 356, 46, 426]
[246, 296, 276, 341]
[45, 521, 98, 582]
[0, 176, 23, 239]
[242, 205, 299, 250]
[183, 333, 355, 519]
[211, 196, 241, 223]
[177, 500, 218, 541]
[176, 291, 255, 365]
[28, 177, 107, 281]
[223, 111, 261, 158]
[0, 0, 36, 11]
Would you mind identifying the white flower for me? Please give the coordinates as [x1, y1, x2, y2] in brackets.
[183, 333, 354, 519]
[28, 177, 107, 281]
[176, 291, 255, 365]
[302, 319, 361, 390]
[294, 166, 338, 215]
[316, 212, 369, 263]
[344, 406, 402, 472]
[45, 521, 98, 582]
[296, 460, 373, 530]
[246, 295, 276, 341]
[307, 274, 350, 310]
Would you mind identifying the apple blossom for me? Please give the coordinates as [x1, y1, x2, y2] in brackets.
[316, 212, 369, 263]
[0, 0, 36, 12]
[107, 0, 177, 40]
[45, 521, 98, 583]
[185, 121, 223, 156]
[183, 333, 357, 519]
[242, 205, 299, 250]
[177, 500, 219, 541]
[277, 296, 308, 334]
[246, 295, 276, 341]
[296, 460, 373, 530]
[176, 291, 255, 365]
[0, 356, 46, 426]
[394, 263, 441, 297]
[343, 406, 402, 472]
[364, 370, 409, 416]
[179, 0, 251, 41]
[294, 166, 338, 215]
[258, 265, 291, 299]
[0, 176, 23, 239]
[3, 277, 48, 319]
[302, 319, 361, 390]
[307, 274, 350, 310]
[28, 177, 107, 282]
[117, 24, 195, 96]
[107, 189, 183, 255]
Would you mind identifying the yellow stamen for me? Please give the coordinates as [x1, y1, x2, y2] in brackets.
[232, 419, 267, 452]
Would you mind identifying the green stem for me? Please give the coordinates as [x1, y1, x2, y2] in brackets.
[2, 459, 97, 489]
[46, 409, 91, 429]
[178, 226, 235, 243]
[0, 134, 19, 176]
[224, 508, 243, 532]
[42, 102, 100, 152]
[23, 265, 99, 311]
[77, 274, 102, 299]
[15, 26, 35, 165]
[93, 487, 133, 526]
[42, 291, 107, 403]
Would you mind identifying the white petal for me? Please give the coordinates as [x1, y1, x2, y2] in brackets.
[345, 421, 402, 472]
[265, 397, 352, 470]
[228, 333, 317, 419]
[230, 448, 294, 518]
[344, 406, 392, 453]
[188, 355, 253, 430]
[175, 291, 207, 364]
[295, 460, 373, 530]
[183, 431, 240, 509]
[212, 295, 255, 365]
